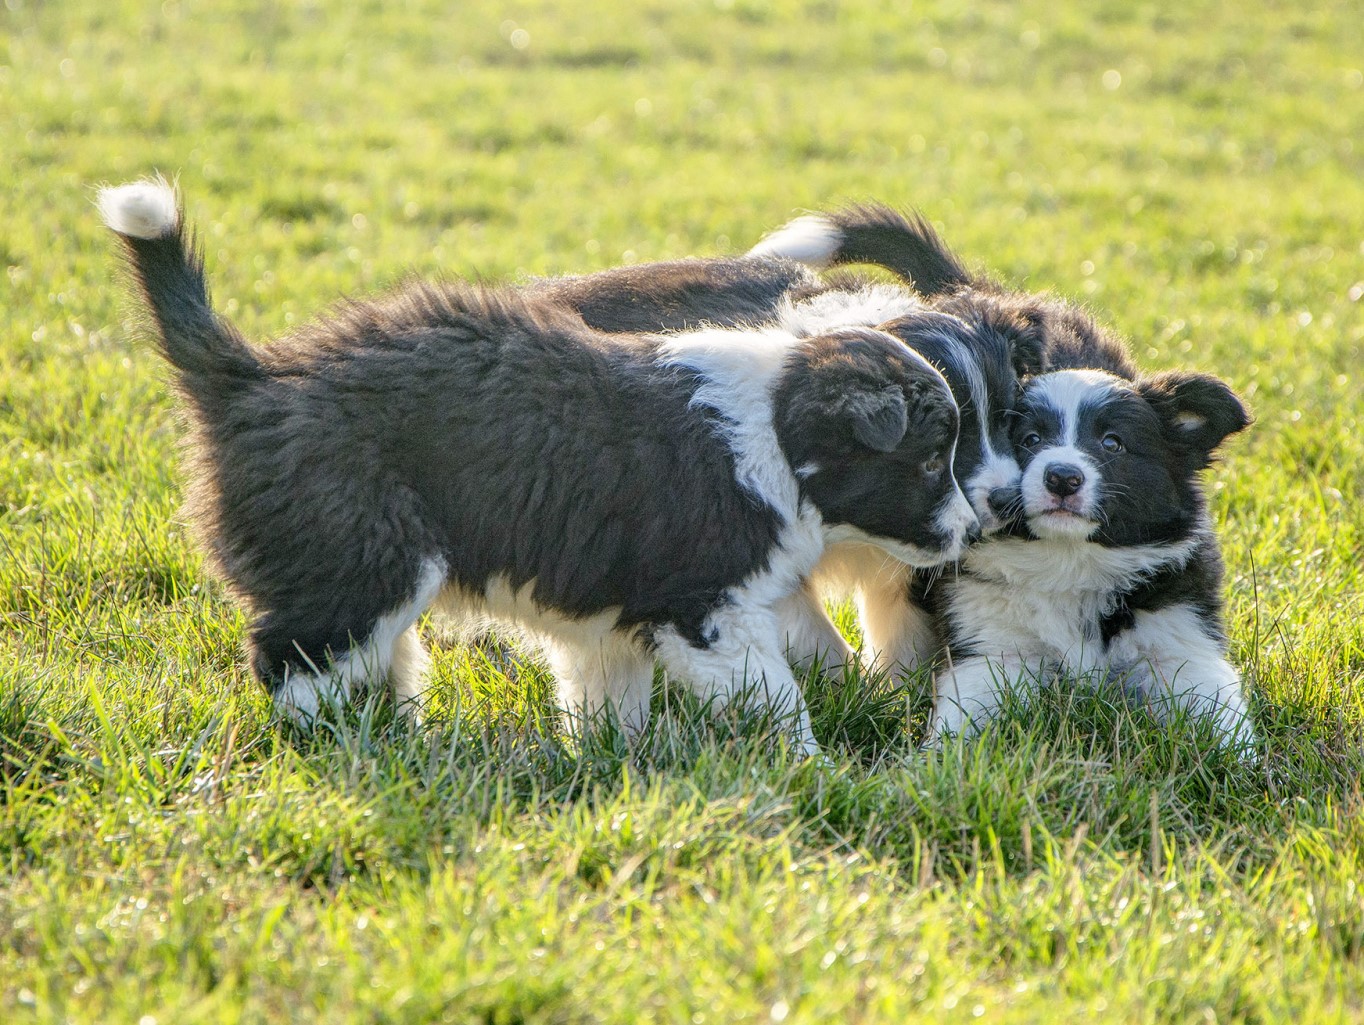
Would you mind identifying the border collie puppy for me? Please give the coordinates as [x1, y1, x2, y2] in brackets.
[529, 214, 1047, 678]
[98, 179, 980, 754]
[747, 205, 1145, 676]
[931, 368, 1254, 749]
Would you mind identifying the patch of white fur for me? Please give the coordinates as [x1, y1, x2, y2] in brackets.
[1029, 369, 1125, 434]
[959, 534, 1198, 595]
[276, 557, 447, 725]
[1172, 411, 1206, 432]
[747, 214, 845, 268]
[658, 328, 801, 517]
[774, 285, 924, 339]
[97, 177, 180, 240]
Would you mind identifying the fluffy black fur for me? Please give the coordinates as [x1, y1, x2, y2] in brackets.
[104, 192, 967, 711]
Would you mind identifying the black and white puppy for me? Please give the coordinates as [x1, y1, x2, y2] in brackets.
[528, 210, 1046, 679]
[748, 205, 1143, 677]
[931, 368, 1254, 748]
[99, 180, 980, 754]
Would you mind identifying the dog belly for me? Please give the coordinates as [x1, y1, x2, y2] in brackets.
[432, 573, 654, 735]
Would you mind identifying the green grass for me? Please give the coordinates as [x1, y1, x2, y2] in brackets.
[3, 0, 1364, 1021]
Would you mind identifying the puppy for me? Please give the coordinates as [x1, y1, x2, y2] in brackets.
[99, 179, 979, 754]
[748, 205, 1151, 677]
[931, 368, 1254, 748]
[530, 210, 1047, 678]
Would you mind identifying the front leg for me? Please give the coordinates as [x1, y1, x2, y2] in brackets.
[652, 609, 819, 757]
[810, 543, 940, 682]
[930, 653, 1036, 744]
[1117, 605, 1255, 751]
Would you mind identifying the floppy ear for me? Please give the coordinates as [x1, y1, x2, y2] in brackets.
[842, 385, 908, 452]
[1009, 311, 1047, 382]
[1137, 371, 1250, 466]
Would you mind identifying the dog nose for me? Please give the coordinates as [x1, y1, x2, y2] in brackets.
[986, 486, 1019, 519]
[1043, 463, 1085, 497]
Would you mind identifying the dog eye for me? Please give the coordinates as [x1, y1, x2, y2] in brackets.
[1101, 433, 1125, 453]
[1019, 432, 1042, 448]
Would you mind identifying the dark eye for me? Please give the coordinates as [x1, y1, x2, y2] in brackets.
[923, 453, 945, 475]
[1020, 432, 1042, 448]
[1101, 433, 1125, 453]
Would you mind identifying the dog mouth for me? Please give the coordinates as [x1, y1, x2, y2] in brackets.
[1026, 505, 1098, 537]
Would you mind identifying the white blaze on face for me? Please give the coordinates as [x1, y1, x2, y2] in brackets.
[1019, 370, 1121, 540]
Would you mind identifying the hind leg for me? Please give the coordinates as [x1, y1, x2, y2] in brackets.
[546, 632, 655, 741]
[256, 558, 446, 725]
[389, 626, 434, 722]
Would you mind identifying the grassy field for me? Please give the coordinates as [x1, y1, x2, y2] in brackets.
[3, 0, 1364, 1021]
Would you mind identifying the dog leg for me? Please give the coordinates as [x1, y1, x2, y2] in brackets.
[546, 634, 655, 742]
[266, 558, 446, 726]
[775, 584, 855, 672]
[389, 626, 434, 722]
[1118, 605, 1256, 751]
[809, 543, 939, 681]
[654, 616, 819, 757]
[857, 580, 940, 683]
[930, 654, 1031, 744]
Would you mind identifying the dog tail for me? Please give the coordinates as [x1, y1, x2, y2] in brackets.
[98, 177, 265, 387]
[748, 203, 975, 296]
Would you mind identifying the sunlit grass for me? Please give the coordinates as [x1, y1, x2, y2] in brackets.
[3, 0, 1363, 1021]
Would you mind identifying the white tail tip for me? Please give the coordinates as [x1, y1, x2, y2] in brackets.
[98, 177, 179, 240]
[747, 214, 844, 268]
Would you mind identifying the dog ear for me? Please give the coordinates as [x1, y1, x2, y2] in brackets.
[842, 385, 908, 453]
[1137, 371, 1250, 466]
[1009, 311, 1047, 382]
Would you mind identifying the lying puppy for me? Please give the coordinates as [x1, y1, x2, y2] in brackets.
[931, 368, 1254, 748]
[749, 206, 1145, 677]
[99, 179, 979, 753]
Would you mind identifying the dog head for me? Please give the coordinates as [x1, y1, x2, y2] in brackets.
[1010, 369, 1250, 546]
[872, 308, 1042, 535]
[773, 326, 980, 567]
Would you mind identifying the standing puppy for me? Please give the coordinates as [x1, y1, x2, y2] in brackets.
[99, 180, 978, 753]
[932, 369, 1254, 749]
[534, 210, 1047, 678]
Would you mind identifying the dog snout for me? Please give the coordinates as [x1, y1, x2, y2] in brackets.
[986, 485, 1020, 520]
[1043, 463, 1085, 498]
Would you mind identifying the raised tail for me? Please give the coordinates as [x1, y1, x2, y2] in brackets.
[98, 178, 264, 386]
[748, 203, 976, 297]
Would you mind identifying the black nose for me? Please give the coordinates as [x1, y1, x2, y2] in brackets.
[965, 521, 983, 545]
[987, 485, 1020, 519]
[1044, 463, 1085, 497]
